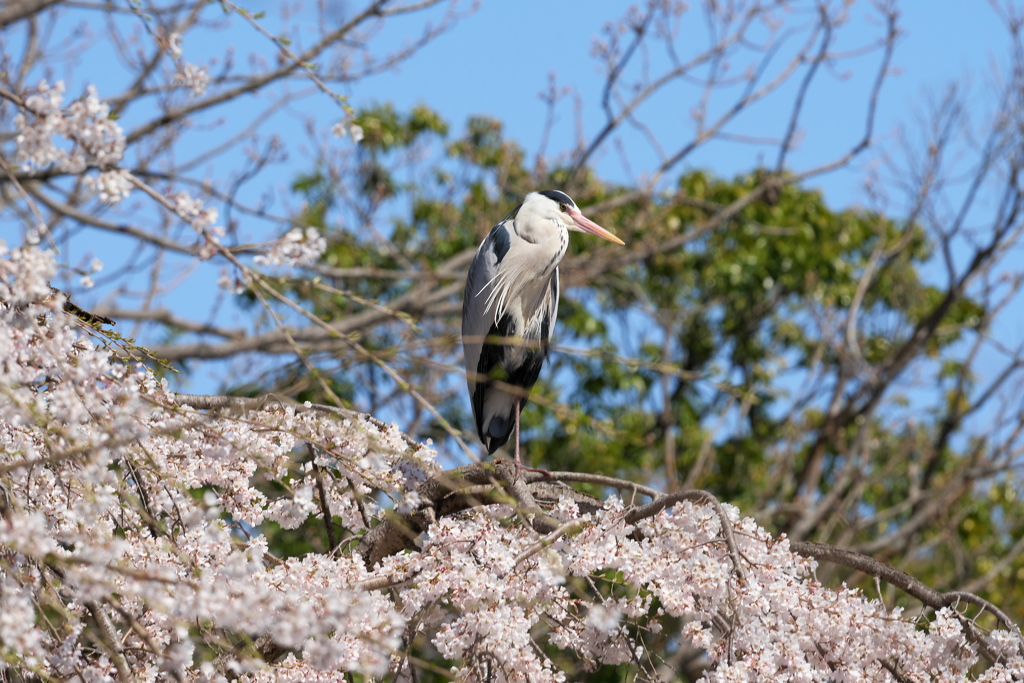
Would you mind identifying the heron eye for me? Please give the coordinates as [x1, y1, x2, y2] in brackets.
[559, 203, 568, 213]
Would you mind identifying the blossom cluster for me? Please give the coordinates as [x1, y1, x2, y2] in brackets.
[168, 190, 226, 258]
[85, 168, 133, 203]
[331, 120, 365, 143]
[0, 245, 432, 680]
[0, 245, 1022, 681]
[170, 191, 220, 232]
[254, 227, 328, 268]
[14, 80, 130, 203]
[174, 62, 211, 96]
[165, 31, 210, 96]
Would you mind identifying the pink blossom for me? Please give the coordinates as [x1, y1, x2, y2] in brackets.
[254, 227, 327, 268]
[0, 246, 1020, 680]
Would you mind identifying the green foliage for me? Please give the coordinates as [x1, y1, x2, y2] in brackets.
[533, 173, 944, 495]
[347, 103, 449, 202]
[248, 103, 1023, 627]
[355, 103, 448, 152]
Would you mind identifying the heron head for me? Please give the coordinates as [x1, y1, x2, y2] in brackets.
[522, 190, 625, 245]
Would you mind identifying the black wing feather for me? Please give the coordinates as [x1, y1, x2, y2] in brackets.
[470, 270, 556, 453]
[490, 224, 511, 264]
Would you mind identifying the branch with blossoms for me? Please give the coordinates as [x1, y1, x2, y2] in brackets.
[0, 80, 328, 266]
[0, 1, 473, 474]
[0, 0, 470, 335]
[1, 246, 1022, 680]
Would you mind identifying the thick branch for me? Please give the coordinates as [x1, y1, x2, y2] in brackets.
[0, 0, 61, 28]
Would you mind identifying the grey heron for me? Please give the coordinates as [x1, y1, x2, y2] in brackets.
[462, 190, 625, 468]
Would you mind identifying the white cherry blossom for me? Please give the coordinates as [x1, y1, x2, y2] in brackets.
[0, 245, 1021, 681]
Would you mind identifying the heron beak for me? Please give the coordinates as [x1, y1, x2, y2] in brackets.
[570, 209, 625, 245]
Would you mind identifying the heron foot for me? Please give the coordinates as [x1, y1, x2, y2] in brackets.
[493, 458, 553, 480]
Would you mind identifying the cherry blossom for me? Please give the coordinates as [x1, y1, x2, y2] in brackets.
[170, 191, 220, 231]
[14, 81, 126, 176]
[254, 227, 328, 268]
[85, 169, 133, 203]
[331, 120, 365, 143]
[174, 63, 211, 96]
[0, 244, 1021, 681]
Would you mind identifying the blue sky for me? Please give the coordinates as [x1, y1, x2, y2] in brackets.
[350, 1, 1009, 206]
[5, 0, 1019, 403]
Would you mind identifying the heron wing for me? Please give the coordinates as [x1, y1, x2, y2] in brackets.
[462, 220, 560, 453]
[462, 221, 512, 398]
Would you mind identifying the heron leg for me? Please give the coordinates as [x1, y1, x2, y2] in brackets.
[505, 402, 552, 480]
[514, 399, 522, 468]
